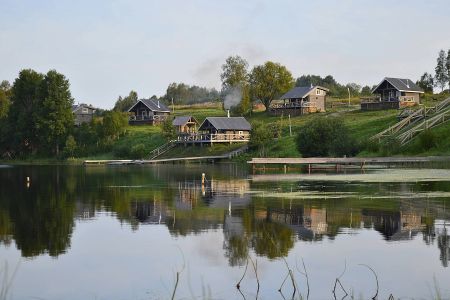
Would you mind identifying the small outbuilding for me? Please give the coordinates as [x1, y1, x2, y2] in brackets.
[72, 103, 97, 126]
[173, 116, 199, 134]
[128, 99, 171, 125]
[270, 86, 329, 116]
[361, 77, 424, 111]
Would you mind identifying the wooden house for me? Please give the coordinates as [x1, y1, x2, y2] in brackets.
[361, 77, 424, 111]
[269, 86, 329, 116]
[177, 116, 251, 144]
[72, 103, 97, 126]
[172, 116, 199, 134]
[128, 99, 171, 125]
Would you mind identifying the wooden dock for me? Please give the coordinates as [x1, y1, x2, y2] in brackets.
[84, 145, 248, 165]
[247, 156, 450, 171]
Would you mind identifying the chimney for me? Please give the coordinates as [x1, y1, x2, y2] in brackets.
[406, 79, 410, 89]
[157, 100, 160, 108]
[227, 110, 230, 118]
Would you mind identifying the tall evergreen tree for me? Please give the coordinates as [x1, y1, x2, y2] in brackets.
[36, 70, 74, 155]
[7, 69, 44, 155]
[435, 50, 448, 92]
[447, 49, 450, 90]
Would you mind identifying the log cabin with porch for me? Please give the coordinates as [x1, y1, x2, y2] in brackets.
[269, 86, 329, 116]
[176, 116, 251, 144]
[128, 99, 171, 125]
[361, 77, 424, 111]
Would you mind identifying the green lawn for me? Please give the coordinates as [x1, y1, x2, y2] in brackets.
[82, 97, 450, 160]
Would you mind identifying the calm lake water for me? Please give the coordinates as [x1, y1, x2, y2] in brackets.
[0, 164, 450, 299]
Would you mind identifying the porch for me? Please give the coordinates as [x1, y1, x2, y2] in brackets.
[269, 101, 317, 116]
[176, 133, 250, 144]
[128, 114, 168, 125]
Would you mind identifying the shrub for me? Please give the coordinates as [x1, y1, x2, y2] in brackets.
[130, 143, 146, 159]
[418, 130, 437, 151]
[295, 117, 358, 157]
[380, 136, 401, 156]
[249, 121, 273, 157]
[113, 144, 130, 158]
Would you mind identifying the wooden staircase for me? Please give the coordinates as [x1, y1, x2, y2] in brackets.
[148, 140, 176, 160]
[370, 97, 450, 145]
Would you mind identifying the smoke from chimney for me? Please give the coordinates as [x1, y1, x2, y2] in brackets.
[223, 86, 242, 110]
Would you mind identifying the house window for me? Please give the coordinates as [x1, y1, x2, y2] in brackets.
[316, 89, 321, 95]
[82, 108, 88, 113]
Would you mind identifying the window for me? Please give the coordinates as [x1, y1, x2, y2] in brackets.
[316, 89, 321, 95]
[82, 108, 88, 113]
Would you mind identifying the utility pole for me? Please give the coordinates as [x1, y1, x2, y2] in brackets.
[171, 97, 175, 113]
[347, 87, 351, 107]
[288, 114, 292, 137]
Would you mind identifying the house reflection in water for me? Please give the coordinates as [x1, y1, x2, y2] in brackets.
[174, 179, 251, 209]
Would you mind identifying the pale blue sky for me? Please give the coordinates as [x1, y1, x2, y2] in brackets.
[1, 0, 449, 108]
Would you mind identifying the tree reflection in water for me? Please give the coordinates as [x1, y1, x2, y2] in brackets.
[0, 164, 449, 269]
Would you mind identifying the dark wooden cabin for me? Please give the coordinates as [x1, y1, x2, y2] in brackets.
[128, 99, 171, 125]
[361, 77, 424, 111]
[177, 117, 251, 144]
[269, 86, 329, 116]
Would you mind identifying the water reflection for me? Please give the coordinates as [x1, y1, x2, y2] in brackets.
[0, 165, 449, 270]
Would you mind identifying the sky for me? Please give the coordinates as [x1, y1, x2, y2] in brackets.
[0, 0, 449, 109]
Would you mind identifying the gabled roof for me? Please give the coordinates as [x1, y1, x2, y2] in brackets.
[372, 77, 424, 93]
[199, 117, 251, 131]
[128, 99, 171, 113]
[172, 116, 198, 126]
[280, 86, 329, 99]
[72, 103, 97, 113]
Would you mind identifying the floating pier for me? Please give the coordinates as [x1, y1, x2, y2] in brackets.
[247, 156, 450, 172]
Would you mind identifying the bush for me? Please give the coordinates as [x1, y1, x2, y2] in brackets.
[130, 143, 146, 159]
[295, 117, 358, 157]
[249, 121, 273, 157]
[380, 136, 401, 156]
[418, 130, 437, 151]
[113, 144, 130, 158]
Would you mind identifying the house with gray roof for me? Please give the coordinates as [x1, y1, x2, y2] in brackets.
[172, 116, 199, 134]
[72, 103, 97, 126]
[177, 116, 251, 144]
[361, 77, 424, 111]
[270, 86, 329, 116]
[128, 99, 171, 125]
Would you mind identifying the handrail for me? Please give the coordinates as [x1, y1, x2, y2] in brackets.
[370, 107, 425, 141]
[148, 140, 176, 159]
[176, 133, 250, 142]
[398, 107, 450, 145]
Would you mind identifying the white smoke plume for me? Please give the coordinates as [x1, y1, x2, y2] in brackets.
[223, 86, 242, 110]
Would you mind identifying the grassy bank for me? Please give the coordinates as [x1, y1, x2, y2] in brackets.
[4, 97, 449, 164]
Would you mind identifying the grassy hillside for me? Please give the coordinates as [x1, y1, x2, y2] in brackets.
[83, 95, 450, 160]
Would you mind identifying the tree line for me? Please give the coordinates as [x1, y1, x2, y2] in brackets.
[0, 69, 128, 159]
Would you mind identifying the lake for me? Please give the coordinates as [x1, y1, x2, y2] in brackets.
[0, 164, 449, 299]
